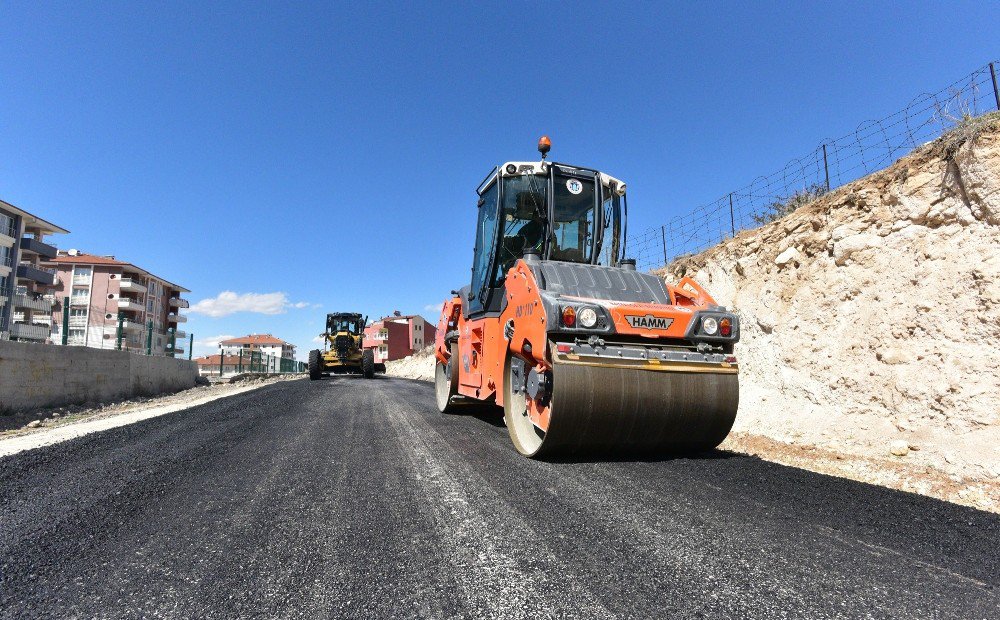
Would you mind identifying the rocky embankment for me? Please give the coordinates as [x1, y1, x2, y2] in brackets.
[662, 115, 1000, 510]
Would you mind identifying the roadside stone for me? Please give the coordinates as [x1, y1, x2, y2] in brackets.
[775, 247, 801, 267]
[890, 440, 909, 456]
[26, 420, 42, 429]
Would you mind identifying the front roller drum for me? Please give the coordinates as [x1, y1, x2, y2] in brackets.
[504, 358, 739, 458]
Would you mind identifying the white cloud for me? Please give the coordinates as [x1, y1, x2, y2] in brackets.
[424, 302, 444, 315]
[189, 291, 312, 318]
[190, 334, 235, 357]
[194, 334, 235, 348]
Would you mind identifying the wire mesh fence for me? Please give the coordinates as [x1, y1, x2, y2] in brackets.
[631, 61, 1000, 271]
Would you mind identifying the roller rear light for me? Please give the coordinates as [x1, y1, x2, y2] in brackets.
[719, 318, 732, 337]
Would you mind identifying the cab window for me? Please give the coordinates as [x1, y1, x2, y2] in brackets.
[469, 178, 500, 314]
[494, 174, 547, 286]
[550, 174, 597, 263]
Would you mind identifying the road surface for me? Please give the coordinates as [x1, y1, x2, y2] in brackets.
[1, 377, 997, 618]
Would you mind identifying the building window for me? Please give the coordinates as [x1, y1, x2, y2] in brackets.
[0, 213, 15, 237]
[70, 308, 88, 317]
[73, 266, 92, 277]
[72, 288, 89, 298]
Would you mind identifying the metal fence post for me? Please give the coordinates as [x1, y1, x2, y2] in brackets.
[219, 348, 224, 377]
[991, 62, 1000, 111]
[61, 297, 69, 345]
[116, 313, 124, 350]
[822, 144, 831, 191]
[728, 193, 736, 238]
[660, 225, 668, 266]
[145, 320, 153, 355]
[168, 328, 176, 358]
[188, 334, 193, 360]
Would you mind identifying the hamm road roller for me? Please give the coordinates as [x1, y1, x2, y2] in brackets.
[434, 137, 740, 457]
[309, 312, 384, 380]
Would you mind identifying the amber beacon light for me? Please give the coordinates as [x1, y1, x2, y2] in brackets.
[538, 135, 551, 159]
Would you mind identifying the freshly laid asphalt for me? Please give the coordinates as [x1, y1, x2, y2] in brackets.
[1, 377, 997, 619]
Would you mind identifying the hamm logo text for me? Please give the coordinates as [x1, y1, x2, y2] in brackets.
[625, 314, 673, 330]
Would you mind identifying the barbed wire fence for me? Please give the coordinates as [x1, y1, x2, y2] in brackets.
[631, 61, 1000, 272]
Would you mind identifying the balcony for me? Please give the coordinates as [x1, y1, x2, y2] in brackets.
[119, 278, 148, 293]
[69, 295, 90, 306]
[172, 329, 187, 339]
[119, 318, 144, 332]
[169, 346, 185, 356]
[13, 293, 53, 313]
[16, 264, 56, 286]
[169, 297, 189, 309]
[72, 274, 91, 285]
[19, 237, 58, 259]
[118, 298, 145, 313]
[167, 313, 187, 324]
[68, 316, 88, 328]
[10, 322, 50, 341]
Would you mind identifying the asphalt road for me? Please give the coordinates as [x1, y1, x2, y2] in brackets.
[1, 377, 998, 619]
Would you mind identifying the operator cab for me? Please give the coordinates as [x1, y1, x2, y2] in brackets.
[326, 313, 366, 335]
[467, 137, 628, 316]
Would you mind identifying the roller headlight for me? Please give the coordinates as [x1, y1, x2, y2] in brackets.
[578, 307, 598, 328]
[702, 316, 718, 335]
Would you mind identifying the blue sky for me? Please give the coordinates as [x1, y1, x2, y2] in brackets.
[2, 1, 996, 358]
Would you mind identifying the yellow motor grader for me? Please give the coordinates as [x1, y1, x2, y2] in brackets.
[308, 312, 383, 380]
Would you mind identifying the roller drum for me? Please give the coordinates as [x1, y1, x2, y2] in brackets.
[534, 361, 739, 457]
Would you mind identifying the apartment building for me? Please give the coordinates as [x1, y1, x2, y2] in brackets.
[363, 311, 436, 364]
[193, 355, 243, 377]
[44, 250, 189, 356]
[0, 199, 68, 342]
[219, 334, 296, 360]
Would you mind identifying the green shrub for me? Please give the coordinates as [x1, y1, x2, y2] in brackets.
[752, 183, 828, 225]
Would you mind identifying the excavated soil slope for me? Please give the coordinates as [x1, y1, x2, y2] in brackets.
[663, 117, 1000, 488]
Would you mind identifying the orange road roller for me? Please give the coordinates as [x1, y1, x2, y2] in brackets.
[434, 137, 740, 458]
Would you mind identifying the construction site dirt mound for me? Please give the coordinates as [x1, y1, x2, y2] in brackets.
[384, 346, 436, 382]
[662, 115, 1000, 510]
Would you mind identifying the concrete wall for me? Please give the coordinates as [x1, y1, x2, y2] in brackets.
[0, 339, 198, 411]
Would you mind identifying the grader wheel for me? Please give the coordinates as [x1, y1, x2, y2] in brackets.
[308, 349, 322, 381]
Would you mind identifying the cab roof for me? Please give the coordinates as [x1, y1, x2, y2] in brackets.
[479, 161, 626, 195]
